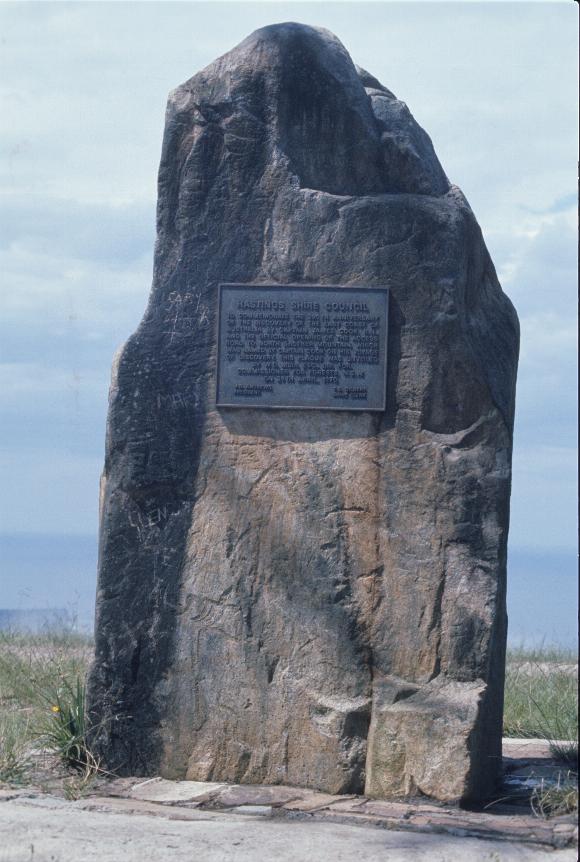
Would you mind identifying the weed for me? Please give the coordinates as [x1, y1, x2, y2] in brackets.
[0, 712, 31, 784]
[0, 630, 94, 787]
[62, 766, 99, 800]
[549, 740, 578, 770]
[507, 643, 577, 665]
[37, 676, 96, 772]
[503, 644, 578, 820]
[0, 630, 92, 716]
[504, 644, 578, 755]
[531, 771, 579, 819]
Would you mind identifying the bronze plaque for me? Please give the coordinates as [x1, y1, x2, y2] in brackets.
[216, 284, 389, 411]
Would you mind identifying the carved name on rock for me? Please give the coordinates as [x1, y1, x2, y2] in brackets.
[87, 23, 519, 804]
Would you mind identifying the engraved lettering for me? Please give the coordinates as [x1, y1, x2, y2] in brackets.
[216, 285, 388, 410]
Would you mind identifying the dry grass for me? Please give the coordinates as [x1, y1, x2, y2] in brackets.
[1, 630, 577, 820]
[504, 644, 578, 766]
[0, 628, 93, 785]
[531, 771, 579, 819]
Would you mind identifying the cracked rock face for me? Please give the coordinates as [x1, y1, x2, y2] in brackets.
[87, 23, 519, 804]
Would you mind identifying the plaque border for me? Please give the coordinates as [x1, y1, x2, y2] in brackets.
[215, 283, 389, 412]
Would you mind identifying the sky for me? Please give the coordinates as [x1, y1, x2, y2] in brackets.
[0, 1, 577, 643]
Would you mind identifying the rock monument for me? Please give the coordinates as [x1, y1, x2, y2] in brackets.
[87, 23, 519, 803]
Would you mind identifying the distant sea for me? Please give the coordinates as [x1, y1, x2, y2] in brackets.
[0, 533, 577, 646]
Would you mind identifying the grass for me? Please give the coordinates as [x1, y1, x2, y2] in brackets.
[531, 772, 579, 819]
[0, 711, 31, 784]
[506, 643, 578, 665]
[504, 644, 578, 766]
[0, 627, 95, 787]
[0, 630, 577, 818]
[503, 643, 578, 819]
[38, 675, 96, 771]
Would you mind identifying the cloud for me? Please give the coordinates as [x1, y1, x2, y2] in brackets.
[491, 209, 578, 465]
[0, 194, 154, 460]
[510, 444, 577, 551]
[0, 1, 576, 560]
[1, 195, 155, 266]
[0, 196, 152, 346]
[0, 448, 101, 535]
[522, 193, 577, 216]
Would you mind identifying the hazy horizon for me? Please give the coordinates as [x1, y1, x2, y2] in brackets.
[0, 533, 576, 647]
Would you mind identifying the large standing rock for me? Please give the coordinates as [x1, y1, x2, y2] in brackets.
[87, 23, 519, 803]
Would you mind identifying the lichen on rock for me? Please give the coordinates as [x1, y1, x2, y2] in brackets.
[87, 23, 519, 804]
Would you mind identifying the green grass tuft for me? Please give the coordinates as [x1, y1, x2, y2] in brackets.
[504, 644, 578, 758]
[38, 676, 96, 771]
[0, 628, 94, 785]
[0, 711, 31, 784]
[531, 771, 579, 819]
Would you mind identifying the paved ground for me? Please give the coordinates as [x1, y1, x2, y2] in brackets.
[0, 793, 577, 862]
[0, 739, 576, 862]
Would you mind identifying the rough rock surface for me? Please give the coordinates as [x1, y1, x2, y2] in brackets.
[87, 23, 519, 804]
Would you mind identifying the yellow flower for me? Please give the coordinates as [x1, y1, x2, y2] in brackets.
[51, 705, 60, 713]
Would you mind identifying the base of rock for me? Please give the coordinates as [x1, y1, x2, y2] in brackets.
[6, 740, 575, 852]
[365, 676, 501, 801]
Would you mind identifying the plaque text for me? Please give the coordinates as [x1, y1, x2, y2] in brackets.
[216, 284, 389, 411]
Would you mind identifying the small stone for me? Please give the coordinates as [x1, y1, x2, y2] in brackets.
[283, 792, 356, 812]
[214, 785, 302, 808]
[129, 778, 226, 804]
[231, 805, 273, 816]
